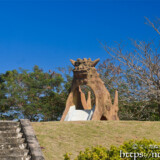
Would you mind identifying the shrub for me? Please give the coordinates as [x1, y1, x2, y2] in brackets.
[64, 139, 160, 160]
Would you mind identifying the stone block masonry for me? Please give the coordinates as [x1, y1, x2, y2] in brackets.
[0, 120, 45, 160]
[20, 119, 45, 160]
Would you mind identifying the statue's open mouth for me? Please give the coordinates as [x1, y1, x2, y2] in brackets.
[74, 70, 88, 79]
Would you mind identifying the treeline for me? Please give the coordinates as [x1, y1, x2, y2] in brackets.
[0, 66, 71, 121]
[0, 57, 159, 121]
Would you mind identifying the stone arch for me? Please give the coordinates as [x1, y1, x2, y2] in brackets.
[60, 58, 119, 121]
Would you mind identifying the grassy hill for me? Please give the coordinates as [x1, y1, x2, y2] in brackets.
[31, 121, 160, 160]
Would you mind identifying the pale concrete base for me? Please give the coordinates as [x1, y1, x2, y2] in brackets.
[64, 106, 94, 121]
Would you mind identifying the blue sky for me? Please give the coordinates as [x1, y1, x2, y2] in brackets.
[0, 0, 159, 74]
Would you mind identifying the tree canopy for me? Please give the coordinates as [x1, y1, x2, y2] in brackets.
[99, 17, 160, 120]
[0, 66, 66, 121]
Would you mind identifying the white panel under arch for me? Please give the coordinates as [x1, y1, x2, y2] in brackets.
[64, 106, 94, 121]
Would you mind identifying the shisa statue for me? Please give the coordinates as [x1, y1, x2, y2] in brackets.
[61, 58, 119, 121]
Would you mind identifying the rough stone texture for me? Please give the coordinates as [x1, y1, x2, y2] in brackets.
[61, 58, 119, 121]
[20, 119, 45, 160]
[79, 86, 91, 110]
[0, 121, 31, 160]
[86, 91, 91, 110]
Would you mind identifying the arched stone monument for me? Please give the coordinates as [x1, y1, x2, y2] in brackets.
[61, 58, 119, 121]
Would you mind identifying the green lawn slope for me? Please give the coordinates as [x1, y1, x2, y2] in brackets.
[31, 121, 160, 160]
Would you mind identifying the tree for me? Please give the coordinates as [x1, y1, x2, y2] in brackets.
[0, 74, 13, 120]
[99, 18, 160, 120]
[0, 65, 65, 121]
